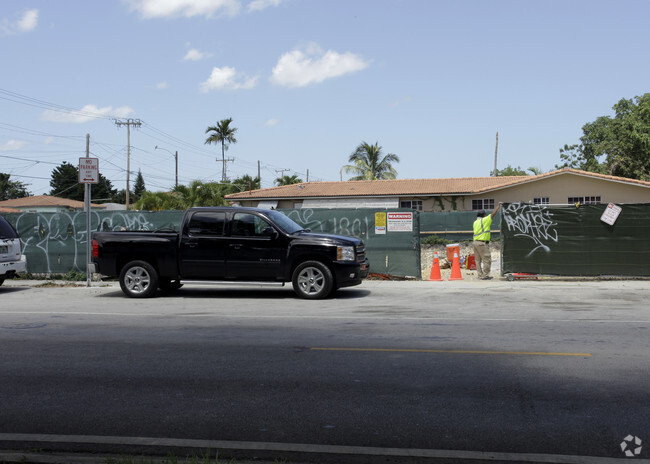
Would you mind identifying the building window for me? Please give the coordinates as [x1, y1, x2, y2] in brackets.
[472, 199, 495, 210]
[533, 197, 549, 205]
[568, 196, 601, 205]
[400, 200, 423, 211]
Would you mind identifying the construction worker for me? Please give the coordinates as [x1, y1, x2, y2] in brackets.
[472, 202, 502, 280]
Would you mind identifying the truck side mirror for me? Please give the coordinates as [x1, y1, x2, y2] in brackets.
[262, 227, 278, 239]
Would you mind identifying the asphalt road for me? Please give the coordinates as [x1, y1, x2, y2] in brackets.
[0, 279, 648, 463]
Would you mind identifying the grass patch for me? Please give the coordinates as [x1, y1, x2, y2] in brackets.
[421, 235, 453, 245]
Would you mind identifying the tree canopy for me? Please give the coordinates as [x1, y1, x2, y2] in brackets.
[49, 161, 116, 201]
[495, 165, 542, 176]
[557, 93, 650, 180]
[344, 142, 400, 181]
[133, 176, 261, 211]
[275, 174, 303, 186]
[0, 173, 30, 201]
[133, 169, 146, 201]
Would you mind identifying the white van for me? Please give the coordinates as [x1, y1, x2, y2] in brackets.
[0, 215, 27, 285]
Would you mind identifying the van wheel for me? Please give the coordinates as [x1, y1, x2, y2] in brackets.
[292, 261, 333, 299]
[119, 260, 158, 298]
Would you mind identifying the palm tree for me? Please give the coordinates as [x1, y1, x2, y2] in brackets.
[205, 118, 238, 182]
[343, 142, 400, 181]
[275, 174, 303, 186]
[232, 174, 261, 192]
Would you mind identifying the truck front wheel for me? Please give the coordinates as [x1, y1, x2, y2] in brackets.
[292, 261, 334, 299]
[119, 260, 159, 298]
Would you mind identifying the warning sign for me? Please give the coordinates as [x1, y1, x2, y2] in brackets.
[600, 203, 622, 226]
[387, 212, 413, 232]
[79, 157, 99, 184]
[375, 212, 387, 235]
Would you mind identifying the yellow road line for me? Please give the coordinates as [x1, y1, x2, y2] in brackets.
[310, 347, 592, 357]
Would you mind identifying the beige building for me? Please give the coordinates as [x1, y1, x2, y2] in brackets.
[225, 168, 650, 212]
[0, 195, 106, 213]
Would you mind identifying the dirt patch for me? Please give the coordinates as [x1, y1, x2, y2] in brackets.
[420, 242, 502, 281]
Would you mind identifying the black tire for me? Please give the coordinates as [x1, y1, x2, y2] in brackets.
[0, 279, 4, 286]
[119, 260, 159, 298]
[159, 278, 183, 293]
[292, 261, 334, 299]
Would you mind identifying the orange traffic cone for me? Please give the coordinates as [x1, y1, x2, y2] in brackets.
[448, 252, 463, 281]
[428, 251, 443, 281]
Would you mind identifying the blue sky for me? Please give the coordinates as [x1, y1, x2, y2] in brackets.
[1, 0, 649, 196]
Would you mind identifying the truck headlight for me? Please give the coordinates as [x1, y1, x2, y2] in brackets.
[337, 246, 355, 262]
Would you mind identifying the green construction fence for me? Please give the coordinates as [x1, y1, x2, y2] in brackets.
[3, 208, 422, 278]
[501, 202, 650, 276]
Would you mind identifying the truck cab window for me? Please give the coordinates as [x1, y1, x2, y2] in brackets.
[232, 213, 271, 237]
[187, 212, 226, 236]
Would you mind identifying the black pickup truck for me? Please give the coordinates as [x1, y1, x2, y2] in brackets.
[91, 207, 369, 299]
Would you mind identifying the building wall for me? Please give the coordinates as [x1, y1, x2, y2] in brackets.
[229, 173, 650, 212]
[490, 173, 650, 205]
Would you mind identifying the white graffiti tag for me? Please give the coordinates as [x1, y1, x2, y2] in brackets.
[13, 211, 158, 273]
[285, 208, 369, 238]
[503, 203, 558, 257]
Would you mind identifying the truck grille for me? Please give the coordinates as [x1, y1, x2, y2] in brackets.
[356, 244, 366, 263]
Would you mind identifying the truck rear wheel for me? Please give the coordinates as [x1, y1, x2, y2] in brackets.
[292, 261, 333, 299]
[119, 260, 159, 298]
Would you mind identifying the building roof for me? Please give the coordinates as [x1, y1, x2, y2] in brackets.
[226, 168, 650, 200]
[0, 195, 106, 209]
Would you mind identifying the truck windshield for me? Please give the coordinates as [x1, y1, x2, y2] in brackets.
[265, 210, 304, 234]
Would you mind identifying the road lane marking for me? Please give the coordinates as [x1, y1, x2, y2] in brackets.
[0, 433, 645, 464]
[310, 347, 592, 357]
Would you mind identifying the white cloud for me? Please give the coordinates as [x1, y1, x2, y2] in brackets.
[248, 0, 282, 13]
[264, 118, 280, 127]
[183, 48, 211, 61]
[124, 0, 241, 18]
[200, 66, 259, 92]
[156, 81, 169, 89]
[41, 105, 134, 123]
[0, 139, 27, 151]
[270, 43, 370, 88]
[1, 9, 38, 35]
[18, 9, 38, 31]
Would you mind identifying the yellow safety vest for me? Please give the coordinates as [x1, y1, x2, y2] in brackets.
[473, 216, 492, 241]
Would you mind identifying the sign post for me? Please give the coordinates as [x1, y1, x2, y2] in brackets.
[80, 136, 98, 287]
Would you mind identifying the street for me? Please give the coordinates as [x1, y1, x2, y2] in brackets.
[0, 279, 648, 463]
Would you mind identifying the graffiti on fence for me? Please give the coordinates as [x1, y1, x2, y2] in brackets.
[284, 208, 369, 238]
[13, 211, 158, 273]
[502, 203, 558, 257]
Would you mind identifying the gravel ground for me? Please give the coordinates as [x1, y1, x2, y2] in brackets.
[420, 242, 502, 281]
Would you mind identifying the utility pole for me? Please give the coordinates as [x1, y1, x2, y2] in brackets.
[223, 157, 235, 181]
[155, 146, 178, 187]
[493, 131, 499, 176]
[258, 160, 261, 186]
[114, 119, 142, 209]
[275, 168, 290, 179]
